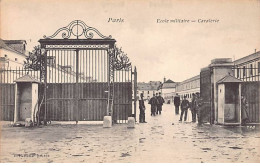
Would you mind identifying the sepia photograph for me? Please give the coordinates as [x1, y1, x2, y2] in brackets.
[0, 0, 260, 163]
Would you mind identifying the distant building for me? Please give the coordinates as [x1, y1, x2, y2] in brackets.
[137, 81, 161, 100]
[234, 51, 260, 82]
[0, 39, 28, 69]
[3, 40, 27, 54]
[158, 78, 177, 103]
[176, 75, 200, 101]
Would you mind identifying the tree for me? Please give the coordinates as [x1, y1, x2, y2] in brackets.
[24, 45, 47, 126]
[24, 45, 46, 81]
[108, 45, 131, 70]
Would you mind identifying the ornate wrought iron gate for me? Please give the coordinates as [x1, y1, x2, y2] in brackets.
[241, 82, 260, 123]
[39, 20, 135, 123]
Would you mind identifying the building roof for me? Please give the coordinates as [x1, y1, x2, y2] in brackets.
[177, 75, 200, 85]
[217, 74, 243, 84]
[164, 79, 175, 83]
[0, 39, 8, 49]
[158, 79, 177, 89]
[234, 51, 260, 66]
[3, 40, 27, 44]
[149, 81, 161, 85]
[14, 74, 40, 83]
[0, 39, 27, 57]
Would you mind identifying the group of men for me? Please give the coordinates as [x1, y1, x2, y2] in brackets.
[174, 92, 203, 125]
[139, 91, 250, 126]
[139, 92, 165, 123]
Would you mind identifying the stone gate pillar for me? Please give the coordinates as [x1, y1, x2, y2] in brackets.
[208, 58, 234, 124]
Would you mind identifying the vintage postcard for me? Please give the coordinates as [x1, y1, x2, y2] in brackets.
[0, 0, 260, 163]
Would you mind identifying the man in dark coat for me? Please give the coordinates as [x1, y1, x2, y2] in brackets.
[139, 93, 147, 123]
[179, 95, 190, 122]
[196, 92, 203, 126]
[190, 93, 197, 122]
[241, 95, 249, 125]
[174, 94, 180, 115]
[156, 92, 165, 115]
[149, 94, 157, 116]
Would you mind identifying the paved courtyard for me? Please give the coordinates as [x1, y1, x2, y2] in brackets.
[0, 102, 260, 163]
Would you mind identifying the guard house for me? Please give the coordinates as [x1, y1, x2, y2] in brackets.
[200, 58, 234, 124]
[14, 75, 40, 125]
[217, 74, 243, 125]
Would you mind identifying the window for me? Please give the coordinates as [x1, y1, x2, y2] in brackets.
[225, 83, 239, 104]
[250, 64, 253, 75]
[15, 58, 17, 61]
[243, 66, 246, 77]
[4, 54, 7, 57]
[148, 91, 149, 94]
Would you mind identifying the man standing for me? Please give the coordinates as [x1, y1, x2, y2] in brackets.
[149, 94, 157, 116]
[174, 94, 180, 115]
[156, 92, 165, 115]
[241, 95, 249, 126]
[139, 93, 147, 123]
[179, 95, 190, 122]
[196, 93, 203, 126]
[190, 93, 197, 122]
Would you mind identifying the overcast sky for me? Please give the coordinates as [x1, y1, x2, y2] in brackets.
[1, 0, 260, 82]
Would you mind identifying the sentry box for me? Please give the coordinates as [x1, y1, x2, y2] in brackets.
[14, 75, 40, 126]
[217, 74, 243, 125]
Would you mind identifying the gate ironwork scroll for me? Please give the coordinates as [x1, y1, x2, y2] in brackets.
[39, 20, 134, 123]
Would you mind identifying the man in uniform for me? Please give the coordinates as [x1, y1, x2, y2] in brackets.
[139, 93, 147, 123]
[179, 95, 190, 122]
[174, 94, 181, 115]
[241, 95, 249, 125]
[156, 92, 165, 115]
[149, 94, 157, 116]
[190, 93, 197, 122]
[196, 92, 203, 126]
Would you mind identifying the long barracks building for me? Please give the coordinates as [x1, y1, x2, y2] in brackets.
[176, 50, 260, 100]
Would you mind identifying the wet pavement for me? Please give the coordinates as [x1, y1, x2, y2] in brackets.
[0, 102, 260, 163]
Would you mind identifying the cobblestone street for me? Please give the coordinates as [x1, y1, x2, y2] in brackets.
[0, 102, 260, 163]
